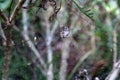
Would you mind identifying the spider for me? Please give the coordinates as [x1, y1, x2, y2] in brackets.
[60, 26, 70, 38]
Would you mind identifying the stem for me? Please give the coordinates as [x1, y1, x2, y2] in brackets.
[2, 22, 13, 80]
[59, 39, 71, 80]
[2, 0, 25, 80]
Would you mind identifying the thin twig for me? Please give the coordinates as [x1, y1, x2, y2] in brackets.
[67, 49, 96, 80]
[46, 27, 53, 80]
[113, 23, 118, 67]
[59, 39, 71, 80]
[57, 2, 71, 80]
[9, 0, 25, 22]
[22, 0, 47, 73]
[8, 0, 14, 18]
[90, 24, 96, 50]
[105, 60, 120, 80]
[0, 10, 7, 21]
[45, 13, 54, 80]
[51, 21, 59, 36]
[0, 23, 6, 40]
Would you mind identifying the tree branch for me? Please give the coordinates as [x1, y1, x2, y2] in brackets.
[59, 39, 71, 80]
[113, 23, 118, 67]
[22, 0, 47, 73]
[9, 0, 25, 22]
[105, 60, 120, 80]
[2, 21, 13, 80]
[2, 0, 25, 80]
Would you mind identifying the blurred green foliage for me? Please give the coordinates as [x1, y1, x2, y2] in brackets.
[0, 0, 120, 80]
[0, 0, 11, 10]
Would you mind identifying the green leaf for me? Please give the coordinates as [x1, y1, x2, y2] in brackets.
[0, 0, 11, 10]
[72, 0, 94, 21]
